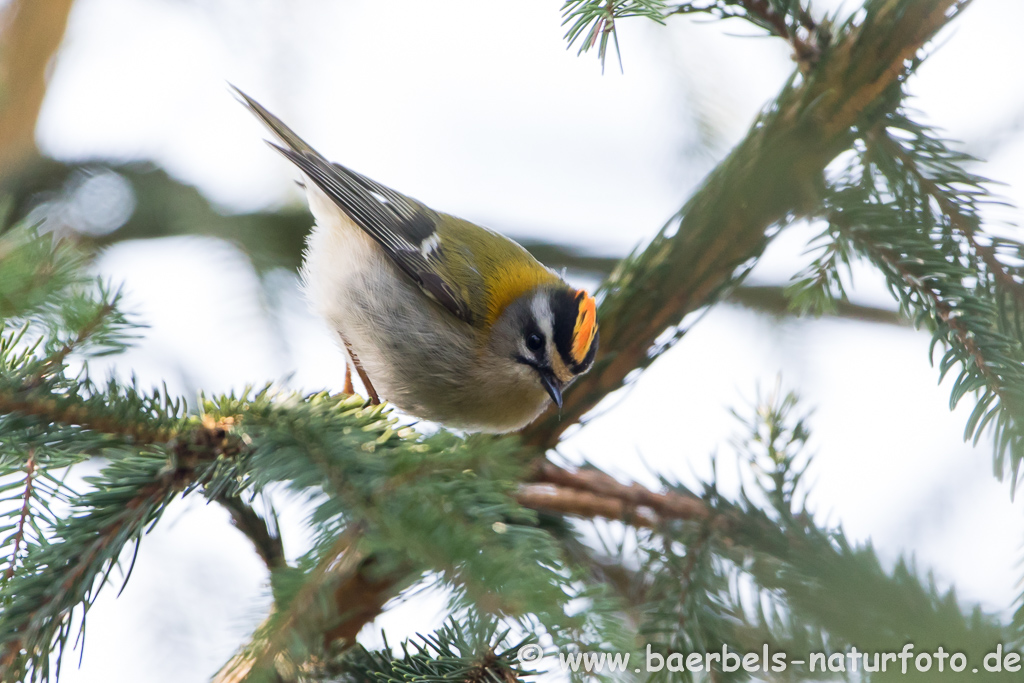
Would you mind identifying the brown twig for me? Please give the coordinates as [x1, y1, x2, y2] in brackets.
[530, 462, 711, 522]
[517, 485, 659, 527]
[738, 0, 819, 65]
[727, 284, 906, 326]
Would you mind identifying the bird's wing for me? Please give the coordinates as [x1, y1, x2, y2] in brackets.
[232, 86, 474, 324]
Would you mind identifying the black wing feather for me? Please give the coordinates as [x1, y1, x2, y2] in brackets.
[232, 86, 473, 323]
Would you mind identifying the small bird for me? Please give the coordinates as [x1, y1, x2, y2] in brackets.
[235, 88, 598, 433]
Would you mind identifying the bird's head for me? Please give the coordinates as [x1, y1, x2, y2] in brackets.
[490, 285, 599, 409]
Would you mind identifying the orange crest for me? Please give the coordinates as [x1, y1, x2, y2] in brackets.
[571, 290, 598, 364]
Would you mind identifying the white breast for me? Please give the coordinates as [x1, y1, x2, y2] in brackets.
[298, 183, 551, 432]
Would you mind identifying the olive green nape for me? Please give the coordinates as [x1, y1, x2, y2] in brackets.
[432, 213, 561, 328]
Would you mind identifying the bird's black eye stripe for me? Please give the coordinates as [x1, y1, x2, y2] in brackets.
[526, 332, 544, 352]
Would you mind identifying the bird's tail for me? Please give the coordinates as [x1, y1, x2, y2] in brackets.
[230, 84, 320, 158]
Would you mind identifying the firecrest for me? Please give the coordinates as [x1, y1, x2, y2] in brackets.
[235, 88, 598, 433]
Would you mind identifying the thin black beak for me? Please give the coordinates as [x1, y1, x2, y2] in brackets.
[538, 370, 563, 409]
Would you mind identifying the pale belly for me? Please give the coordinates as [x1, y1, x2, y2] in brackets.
[299, 187, 550, 433]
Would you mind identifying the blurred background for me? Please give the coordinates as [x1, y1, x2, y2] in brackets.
[5, 0, 1024, 679]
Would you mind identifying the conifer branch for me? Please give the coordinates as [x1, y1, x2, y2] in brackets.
[523, 0, 968, 448]
[809, 110, 1024, 484]
[331, 623, 529, 683]
[321, 556, 412, 646]
[2, 449, 34, 582]
[868, 126, 1024, 315]
[214, 547, 413, 683]
[0, 388, 176, 444]
[34, 301, 116, 379]
[0, 423, 240, 680]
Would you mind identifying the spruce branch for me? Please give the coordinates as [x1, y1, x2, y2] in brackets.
[867, 125, 1024, 316]
[331, 622, 528, 683]
[214, 549, 413, 683]
[570, 388, 1019, 681]
[524, 0, 969, 448]
[35, 300, 114, 376]
[810, 111, 1024, 488]
[0, 423, 240, 681]
[2, 448, 34, 582]
[561, 0, 668, 71]
[842, 213, 1024, 478]
[785, 225, 854, 317]
[0, 385, 176, 444]
[0, 223, 88, 321]
[193, 391, 625, 680]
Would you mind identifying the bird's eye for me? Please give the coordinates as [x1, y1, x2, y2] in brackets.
[526, 332, 543, 352]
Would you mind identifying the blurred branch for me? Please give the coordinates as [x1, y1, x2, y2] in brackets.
[213, 532, 374, 683]
[0, 0, 75, 177]
[728, 284, 904, 325]
[216, 494, 286, 572]
[6, 160, 907, 330]
[521, 0, 966, 448]
[3, 160, 311, 271]
[524, 239, 906, 325]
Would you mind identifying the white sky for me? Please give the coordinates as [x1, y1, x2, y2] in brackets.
[26, 0, 1024, 680]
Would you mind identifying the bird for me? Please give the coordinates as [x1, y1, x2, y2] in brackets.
[234, 87, 598, 433]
